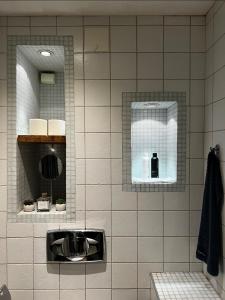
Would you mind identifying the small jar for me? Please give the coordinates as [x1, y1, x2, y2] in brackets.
[37, 193, 51, 212]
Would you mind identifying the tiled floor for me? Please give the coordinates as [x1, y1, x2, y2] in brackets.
[151, 272, 221, 299]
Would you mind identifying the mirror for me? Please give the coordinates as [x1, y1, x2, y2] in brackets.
[39, 154, 63, 180]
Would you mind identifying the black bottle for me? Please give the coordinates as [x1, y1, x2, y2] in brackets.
[151, 153, 159, 178]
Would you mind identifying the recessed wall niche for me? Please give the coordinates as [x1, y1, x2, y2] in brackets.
[122, 92, 186, 192]
[7, 36, 75, 222]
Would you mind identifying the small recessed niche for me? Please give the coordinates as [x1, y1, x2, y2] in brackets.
[122, 92, 186, 192]
[131, 101, 177, 184]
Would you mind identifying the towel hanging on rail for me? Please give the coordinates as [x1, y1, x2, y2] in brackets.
[196, 146, 223, 276]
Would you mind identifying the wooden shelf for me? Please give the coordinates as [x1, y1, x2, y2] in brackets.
[17, 135, 66, 144]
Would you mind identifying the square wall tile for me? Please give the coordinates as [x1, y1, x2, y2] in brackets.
[0, 186, 7, 211]
[74, 54, 84, 79]
[60, 264, 85, 289]
[213, 99, 225, 131]
[58, 27, 83, 52]
[164, 16, 190, 25]
[137, 26, 163, 52]
[164, 237, 189, 262]
[34, 238, 46, 263]
[138, 263, 163, 288]
[111, 80, 136, 106]
[164, 191, 189, 210]
[60, 290, 85, 300]
[85, 107, 110, 132]
[111, 159, 122, 184]
[86, 185, 111, 210]
[84, 16, 109, 26]
[191, 53, 205, 79]
[138, 192, 163, 210]
[8, 238, 33, 263]
[86, 159, 111, 184]
[0, 238, 6, 263]
[85, 27, 109, 52]
[31, 27, 56, 35]
[137, 16, 163, 25]
[111, 107, 122, 132]
[112, 211, 137, 236]
[0, 211, 6, 237]
[85, 80, 110, 106]
[57, 16, 82, 26]
[190, 80, 204, 106]
[164, 53, 189, 79]
[138, 211, 163, 236]
[190, 185, 203, 210]
[75, 133, 85, 158]
[138, 53, 163, 79]
[76, 159, 85, 184]
[8, 16, 30, 26]
[164, 26, 190, 52]
[0, 80, 7, 106]
[34, 290, 59, 300]
[84, 53, 110, 79]
[86, 133, 110, 158]
[112, 237, 137, 262]
[190, 133, 204, 158]
[190, 211, 201, 236]
[112, 263, 137, 288]
[34, 264, 59, 290]
[111, 26, 136, 52]
[8, 264, 33, 289]
[0, 133, 7, 159]
[86, 263, 111, 288]
[190, 106, 204, 132]
[111, 133, 122, 158]
[0, 28, 6, 53]
[0, 160, 7, 185]
[31, 16, 56, 26]
[164, 211, 189, 236]
[86, 211, 111, 236]
[112, 185, 137, 210]
[11, 290, 33, 300]
[191, 26, 205, 52]
[110, 16, 136, 25]
[137, 79, 163, 92]
[190, 159, 204, 184]
[0, 107, 7, 132]
[138, 237, 163, 262]
[86, 289, 111, 300]
[111, 53, 136, 79]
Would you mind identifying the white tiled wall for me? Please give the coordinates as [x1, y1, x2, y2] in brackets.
[204, 2, 225, 299]
[0, 15, 205, 300]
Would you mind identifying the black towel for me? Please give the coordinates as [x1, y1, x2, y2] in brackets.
[41, 154, 59, 179]
[196, 149, 223, 276]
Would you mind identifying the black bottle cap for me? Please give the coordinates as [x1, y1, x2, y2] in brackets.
[153, 153, 157, 157]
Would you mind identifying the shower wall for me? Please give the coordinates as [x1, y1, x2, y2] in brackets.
[0, 15, 205, 300]
[204, 1, 225, 297]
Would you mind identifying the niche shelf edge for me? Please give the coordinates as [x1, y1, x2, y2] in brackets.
[17, 135, 66, 144]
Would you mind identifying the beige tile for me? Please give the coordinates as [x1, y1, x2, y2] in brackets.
[0, 238, 6, 263]
[190, 80, 204, 106]
[112, 237, 137, 263]
[111, 53, 136, 79]
[31, 16, 56, 26]
[57, 16, 82, 26]
[138, 237, 163, 262]
[110, 16, 136, 25]
[0, 107, 7, 132]
[57, 27, 83, 52]
[164, 191, 189, 210]
[84, 53, 110, 79]
[11, 290, 34, 300]
[0, 80, 7, 106]
[0, 264, 7, 286]
[0, 186, 7, 211]
[8, 16, 30, 26]
[164, 80, 189, 104]
[0, 212, 6, 238]
[190, 237, 199, 263]
[213, 3, 225, 41]
[191, 16, 205, 25]
[85, 107, 110, 132]
[137, 26, 163, 52]
[0, 133, 7, 159]
[190, 211, 201, 236]
[213, 99, 225, 131]
[191, 53, 205, 79]
[164, 211, 189, 236]
[0, 160, 7, 185]
[112, 185, 137, 210]
[138, 211, 163, 236]
[213, 67, 225, 102]
[86, 211, 111, 236]
[0, 54, 6, 79]
[164, 53, 189, 79]
[138, 53, 163, 79]
[34, 290, 59, 300]
[60, 264, 85, 289]
[138, 192, 163, 210]
[164, 26, 190, 52]
[204, 104, 212, 132]
[112, 263, 137, 288]
[60, 290, 85, 300]
[110, 108, 121, 134]
[138, 263, 163, 288]
[111, 133, 122, 158]
[85, 80, 110, 106]
[34, 264, 59, 290]
[164, 16, 190, 25]
[76, 185, 85, 210]
[111, 26, 136, 52]
[33, 224, 59, 238]
[191, 26, 205, 52]
[86, 159, 110, 184]
[137, 16, 163, 25]
[111, 80, 136, 106]
[74, 54, 84, 79]
[137, 79, 163, 92]
[31, 27, 56, 35]
[164, 237, 189, 262]
[8, 27, 30, 35]
[8, 264, 33, 289]
[86, 133, 110, 158]
[74, 80, 84, 106]
[190, 185, 203, 210]
[86, 185, 111, 210]
[75, 133, 85, 158]
[76, 159, 85, 184]
[34, 238, 46, 263]
[75, 107, 84, 132]
[205, 77, 213, 105]
[190, 159, 204, 184]
[84, 16, 109, 25]
[0, 28, 6, 52]
[86, 263, 111, 288]
[85, 27, 109, 52]
[86, 289, 111, 300]
[111, 159, 122, 184]
[190, 133, 204, 158]
[8, 238, 33, 263]
[112, 289, 137, 300]
[190, 106, 204, 132]
[163, 263, 189, 272]
[112, 211, 137, 236]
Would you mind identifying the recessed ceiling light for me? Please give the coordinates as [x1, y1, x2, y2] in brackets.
[39, 50, 53, 57]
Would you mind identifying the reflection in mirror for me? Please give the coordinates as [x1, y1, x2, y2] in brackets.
[39, 154, 63, 180]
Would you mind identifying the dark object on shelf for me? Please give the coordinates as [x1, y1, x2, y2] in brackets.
[47, 229, 106, 263]
[41, 155, 59, 179]
[196, 145, 223, 276]
[151, 153, 159, 178]
[17, 135, 66, 144]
